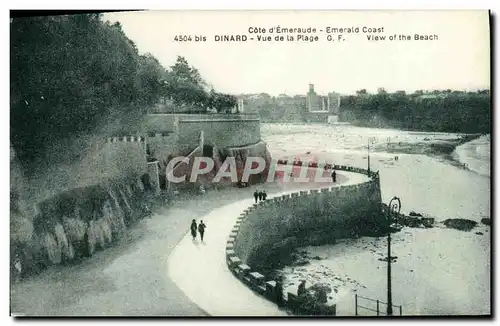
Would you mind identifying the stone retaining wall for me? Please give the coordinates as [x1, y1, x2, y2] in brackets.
[226, 164, 383, 316]
[175, 117, 261, 154]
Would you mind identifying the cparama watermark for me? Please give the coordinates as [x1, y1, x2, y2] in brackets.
[165, 156, 335, 184]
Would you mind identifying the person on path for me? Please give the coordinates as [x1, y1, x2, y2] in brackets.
[331, 170, 337, 183]
[275, 281, 284, 307]
[198, 220, 206, 242]
[297, 280, 307, 296]
[12, 256, 22, 283]
[253, 190, 259, 203]
[190, 219, 197, 240]
[258, 191, 263, 202]
[262, 190, 268, 200]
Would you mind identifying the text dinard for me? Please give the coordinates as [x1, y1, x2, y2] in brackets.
[213, 26, 386, 42]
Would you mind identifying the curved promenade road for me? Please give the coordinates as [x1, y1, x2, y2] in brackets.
[10, 169, 368, 316]
[11, 185, 290, 316]
[167, 171, 370, 316]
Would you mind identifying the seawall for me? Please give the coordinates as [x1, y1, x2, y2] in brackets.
[143, 113, 261, 155]
[175, 115, 261, 153]
[169, 140, 272, 189]
[143, 113, 258, 131]
[144, 113, 270, 189]
[226, 164, 383, 315]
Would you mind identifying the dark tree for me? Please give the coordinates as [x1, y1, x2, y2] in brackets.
[339, 89, 491, 133]
[10, 14, 167, 173]
[10, 15, 238, 174]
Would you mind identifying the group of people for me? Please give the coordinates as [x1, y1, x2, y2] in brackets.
[253, 190, 268, 203]
[190, 219, 206, 241]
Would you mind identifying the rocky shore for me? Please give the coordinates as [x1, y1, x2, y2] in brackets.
[273, 208, 490, 315]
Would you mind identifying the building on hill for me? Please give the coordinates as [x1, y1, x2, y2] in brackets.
[307, 84, 326, 112]
[306, 84, 340, 114]
[233, 85, 342, 123]
[304, 84, 342, 123]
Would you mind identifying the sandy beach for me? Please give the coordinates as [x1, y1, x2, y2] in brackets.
[277, 223, 490, 315]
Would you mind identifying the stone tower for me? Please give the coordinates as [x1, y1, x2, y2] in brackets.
[307, 84, 327, 112]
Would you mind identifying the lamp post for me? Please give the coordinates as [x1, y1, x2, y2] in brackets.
[367, 137, 375, 173]
[367, 138, 371, 173]
[387, 196, 401, 316]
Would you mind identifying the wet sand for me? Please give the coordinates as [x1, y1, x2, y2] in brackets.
[278, 224, 490, 316]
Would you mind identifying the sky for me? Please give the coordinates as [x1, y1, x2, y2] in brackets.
[103, 10, 490, 96]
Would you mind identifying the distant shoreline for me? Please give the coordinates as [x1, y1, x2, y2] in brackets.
[372, 133, 483, 170]
[451, 134, 491, 177]
[378, 133, 481, 154]
[262, 122, 486, 171]
[261, 120, 485, 136]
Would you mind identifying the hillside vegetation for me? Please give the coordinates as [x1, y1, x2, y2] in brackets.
[10, 13, 236, 280]
[11, 13, 236, 175]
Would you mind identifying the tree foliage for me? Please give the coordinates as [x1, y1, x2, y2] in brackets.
[239, 89, 490, 133]
[209, 90, 238, 113]
[164, 56, 237, 113]
[10, 14, 238, 173]
[165, 56, 207, 108]
[341, 89, 491, 133]
[10, 14, 165, 169]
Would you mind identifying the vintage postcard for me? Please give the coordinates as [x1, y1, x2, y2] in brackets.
[9, 10, 491, 317]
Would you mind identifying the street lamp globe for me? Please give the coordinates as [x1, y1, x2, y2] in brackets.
[386, 196, 401, 316]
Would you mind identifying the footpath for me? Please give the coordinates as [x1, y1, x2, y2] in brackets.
[10, 169, 368, 316]
[167, 171, 369, 316]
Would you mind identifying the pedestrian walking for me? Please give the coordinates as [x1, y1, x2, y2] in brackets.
[275, 280, 284, 307]
[297, 280, 307, 296]
[198, 220, 206, 242]
[262, 190, 267, 200]
[258, 191, 263, 202]
[331, 170, 337, 183]
[253, 190, 259, 203]
[190, 219, 197, 240]
[12, 256, 22, 283]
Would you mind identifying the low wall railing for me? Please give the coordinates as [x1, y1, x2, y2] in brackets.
[149, 112, 260, 121]
[275, 159, 379, 180]
[106, 136, 146, 143]
[225, 162, 380, 316]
